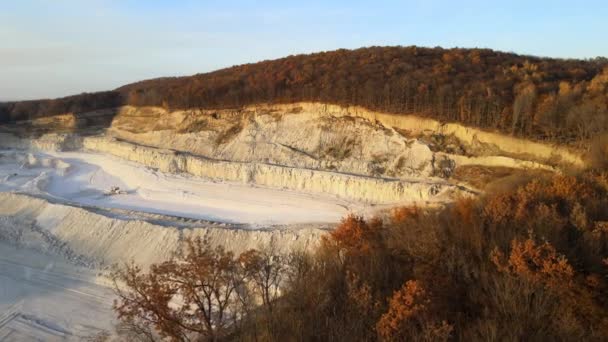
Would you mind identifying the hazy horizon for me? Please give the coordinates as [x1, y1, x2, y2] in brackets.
[2, 0, 608, 101]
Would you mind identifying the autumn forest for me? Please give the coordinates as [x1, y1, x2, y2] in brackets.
[113, 172, 608, 341]
[2, 46, 608, 145]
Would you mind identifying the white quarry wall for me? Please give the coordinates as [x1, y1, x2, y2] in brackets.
[104, 104, 579, 183]
[107, 105, 439, 180]
[0, 193, 324, 268]
[81, 136, 457, 203]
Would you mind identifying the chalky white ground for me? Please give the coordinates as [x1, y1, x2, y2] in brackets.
[0, 243, 115, 341]
[0, 149, 367, 225]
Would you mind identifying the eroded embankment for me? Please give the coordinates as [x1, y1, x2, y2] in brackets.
[0, 192, 324, 268]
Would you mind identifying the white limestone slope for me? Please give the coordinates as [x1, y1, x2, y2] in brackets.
[108, 105, 439, 179]
[0, 192, 325, 268]
[82, 136, 463, 204]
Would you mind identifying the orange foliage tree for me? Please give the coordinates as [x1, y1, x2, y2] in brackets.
[377, 280, 452, 341]
[491, 238, 574, 290]
[113, 238, 287, 341]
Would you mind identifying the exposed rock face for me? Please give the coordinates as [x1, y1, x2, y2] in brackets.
[107, 105, 439, 180]
[107, 103, 583, 172]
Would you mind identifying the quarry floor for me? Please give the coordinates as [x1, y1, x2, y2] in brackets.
[0, 149, 370, 226]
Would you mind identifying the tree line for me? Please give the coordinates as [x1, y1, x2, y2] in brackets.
[2, 46, 607, 144]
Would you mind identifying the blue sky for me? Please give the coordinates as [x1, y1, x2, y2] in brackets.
[1, 0, 607, 100]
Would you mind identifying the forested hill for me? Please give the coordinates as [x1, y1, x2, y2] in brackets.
[2, 46, 608, 143]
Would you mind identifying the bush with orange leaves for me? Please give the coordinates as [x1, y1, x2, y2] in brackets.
[112, 238, 248, 341]
[377, 280, 427, 338]
[324, 214, 383, 257]
[490, 236, 608, 338]
[391, 206, 421, 224]
[491, 237, 574, 290]
[377, 280, 452, 341]
[481, 174, 608, 267]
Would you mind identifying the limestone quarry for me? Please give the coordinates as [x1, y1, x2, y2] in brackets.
[0, 102, 582, 339]
[0, 102, 581, 260]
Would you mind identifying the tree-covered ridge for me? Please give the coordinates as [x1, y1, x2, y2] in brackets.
[0, 91, 122, 122]
[2, 46, 608, 143]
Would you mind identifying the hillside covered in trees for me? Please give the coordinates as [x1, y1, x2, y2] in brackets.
[2, 46, 608, 144]
[113, 171, 608, 341]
